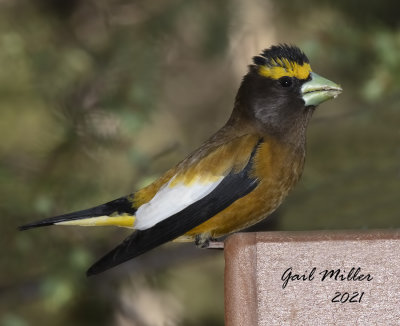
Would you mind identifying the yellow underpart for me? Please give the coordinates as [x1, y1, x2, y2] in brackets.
[56, 214, 136, 228]
[259, 59, 311, 80]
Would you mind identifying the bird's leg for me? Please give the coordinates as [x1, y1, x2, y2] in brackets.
[195, 234, 224, 250]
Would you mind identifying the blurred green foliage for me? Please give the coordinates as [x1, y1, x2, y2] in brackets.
[0, 0, 399, 325]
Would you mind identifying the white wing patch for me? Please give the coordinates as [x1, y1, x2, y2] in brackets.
[134, 175, 224, 230]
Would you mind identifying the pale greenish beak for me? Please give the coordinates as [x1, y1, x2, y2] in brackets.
[301, 72, 342, 107]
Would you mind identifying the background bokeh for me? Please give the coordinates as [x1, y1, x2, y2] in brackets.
[1, 0, 399, 325]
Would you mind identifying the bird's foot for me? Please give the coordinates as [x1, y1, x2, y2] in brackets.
[195, 234, 224, 250]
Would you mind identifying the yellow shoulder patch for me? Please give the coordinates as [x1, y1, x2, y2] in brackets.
[259, 58, 311, 80]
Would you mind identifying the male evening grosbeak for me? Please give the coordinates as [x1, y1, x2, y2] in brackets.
[20, 44, 342, 276]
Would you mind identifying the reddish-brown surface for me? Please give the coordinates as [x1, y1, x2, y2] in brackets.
[225, 230, 400, 326]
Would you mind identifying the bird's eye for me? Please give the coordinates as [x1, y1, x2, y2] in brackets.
[279, 77, 292, 87]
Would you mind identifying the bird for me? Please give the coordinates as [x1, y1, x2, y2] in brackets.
[19, 44, 342, 276]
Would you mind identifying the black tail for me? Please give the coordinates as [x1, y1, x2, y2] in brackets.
[19, 196, 136, 231]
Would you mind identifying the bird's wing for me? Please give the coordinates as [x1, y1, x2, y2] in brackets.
[87, 134, 262, 275]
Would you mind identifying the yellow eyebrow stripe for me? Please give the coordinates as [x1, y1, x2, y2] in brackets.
[259, 58, 311, 80]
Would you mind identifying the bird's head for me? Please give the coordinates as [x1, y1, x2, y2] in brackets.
[232, 44, 342, 140]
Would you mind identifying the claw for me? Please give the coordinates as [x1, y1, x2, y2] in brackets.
[195, 234, 224, 249]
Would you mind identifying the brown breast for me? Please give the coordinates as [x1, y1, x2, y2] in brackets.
[185, 136, 305, 238]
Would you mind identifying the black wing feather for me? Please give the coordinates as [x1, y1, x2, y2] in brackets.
[87, 140, 262, 276]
